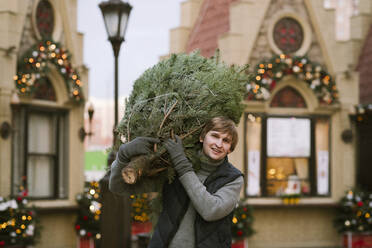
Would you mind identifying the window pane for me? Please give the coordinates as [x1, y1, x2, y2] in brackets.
[28, 113, 56, 153]
[315, 118, 330, 195]
[267, 117, 310, 157]
[12, 108, 26, 194]
[246, 114, 262, 196]
[27, 155, 54, 197]
[58, 115, 68, 198]
[266, 158, 310, 196]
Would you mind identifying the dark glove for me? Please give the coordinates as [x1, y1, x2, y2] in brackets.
[117, 137, 160, 164]
[164, 135, 193, 177]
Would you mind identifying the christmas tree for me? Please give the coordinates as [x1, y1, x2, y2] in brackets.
[75, 181, 102, 241]
[231, 199, 255, 240]
[0, 191, 39, 247]
[116, 51, 251, 189]
[334, 189, 372, 233]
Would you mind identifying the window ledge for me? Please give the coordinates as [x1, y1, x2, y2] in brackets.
[28, 199, 78, 213]
[246, 197, 338, 207]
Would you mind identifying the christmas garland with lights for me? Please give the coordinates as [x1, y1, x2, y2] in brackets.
[0, 192, 39, 247]
[14, 39, 84, 101]
[334, 189, 372, 233]
[75, 181, 102, 241]
[246, 54, 338, 104]
[231, 199, 255, 240]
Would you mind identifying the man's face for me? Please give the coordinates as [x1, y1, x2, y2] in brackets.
[200, 130, 232, 161]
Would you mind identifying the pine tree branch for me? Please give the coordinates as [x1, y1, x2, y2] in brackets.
[158, 100, 178, 136]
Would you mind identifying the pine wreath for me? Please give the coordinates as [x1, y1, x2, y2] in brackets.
[116, 51, 251, 191]
[246, 54, 338, 104]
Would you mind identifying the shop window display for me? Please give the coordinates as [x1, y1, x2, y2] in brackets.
[245, 114, 330, 197]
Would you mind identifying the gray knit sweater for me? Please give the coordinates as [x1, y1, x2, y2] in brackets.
[169, 155, 243, 248]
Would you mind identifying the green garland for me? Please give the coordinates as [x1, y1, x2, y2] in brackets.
[231, 199, 255, 240]
[334, 189, 372, 233]
[0, 193, 39, 247]
[246, 54, 338, 104]
[14, 39, 84, 101]
[75, 181, 102, 241]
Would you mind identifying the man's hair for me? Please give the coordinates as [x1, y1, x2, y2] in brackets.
[200, 116, 238, 152]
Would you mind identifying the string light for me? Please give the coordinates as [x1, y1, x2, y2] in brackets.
[14, 40, 83, 101]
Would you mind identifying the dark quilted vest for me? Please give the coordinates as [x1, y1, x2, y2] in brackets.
[148, 159, 243, 248]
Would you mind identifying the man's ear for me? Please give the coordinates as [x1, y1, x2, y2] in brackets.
[199, 136, 203, 143]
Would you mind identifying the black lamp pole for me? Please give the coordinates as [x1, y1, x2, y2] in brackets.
[99, 1, 132, 248]
[99, 0, 132, 146]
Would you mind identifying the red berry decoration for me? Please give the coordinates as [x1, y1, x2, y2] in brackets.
[75, 225, 81, 230]
[237, 230, 243, 236]
[87, 232, 92, 237]
[357, 201, 363, 207]
[83, 216, 88, 220]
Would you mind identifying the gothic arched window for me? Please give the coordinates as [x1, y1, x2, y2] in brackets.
[36, 0, 55, 38]
[270, 86, 307, 108]
[33, 77, 57, 101]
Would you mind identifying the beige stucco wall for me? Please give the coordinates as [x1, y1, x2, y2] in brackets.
[0, 0, 88, 247]
[0, 0, 28, 197]
[168, 0, 371, 247]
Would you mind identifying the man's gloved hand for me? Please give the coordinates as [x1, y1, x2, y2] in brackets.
[164, 135, 193, 177]
[117, 137, 160, 164]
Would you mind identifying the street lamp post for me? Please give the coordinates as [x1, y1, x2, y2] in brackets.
[99, 1, 132, 247]
[99, 0, 132, 146]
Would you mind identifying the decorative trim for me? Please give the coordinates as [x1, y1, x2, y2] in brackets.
[246, 54, 338, 105]
[267, 11, 312, 56]
[14, 39, 84, 102]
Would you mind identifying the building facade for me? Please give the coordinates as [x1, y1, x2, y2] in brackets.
[0, 0, 88, 247]
[167, 0, 370, 247]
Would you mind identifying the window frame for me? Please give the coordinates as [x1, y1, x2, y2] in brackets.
[244, 112, 332, 198]
[11, 104, 69, 200]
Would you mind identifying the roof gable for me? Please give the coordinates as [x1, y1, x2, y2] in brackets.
[186, 0, 237, 57]
[358, 24, 372, 104]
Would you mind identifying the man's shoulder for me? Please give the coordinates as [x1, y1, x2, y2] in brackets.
[223, 160, 243, 177]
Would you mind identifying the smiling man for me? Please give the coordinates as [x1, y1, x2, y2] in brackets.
[150, 116, 244, 248]
[109, 116, 244, 248]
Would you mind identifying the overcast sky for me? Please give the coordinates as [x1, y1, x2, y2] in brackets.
[77, 0, 184, 101]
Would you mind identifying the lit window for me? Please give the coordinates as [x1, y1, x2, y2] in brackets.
[245, 114, 330, 197]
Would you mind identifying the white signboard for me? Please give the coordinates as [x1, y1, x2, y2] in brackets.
[267, 117, 311, 157]
[317, 150, 329, 195]
[247, 150, 260, 196]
